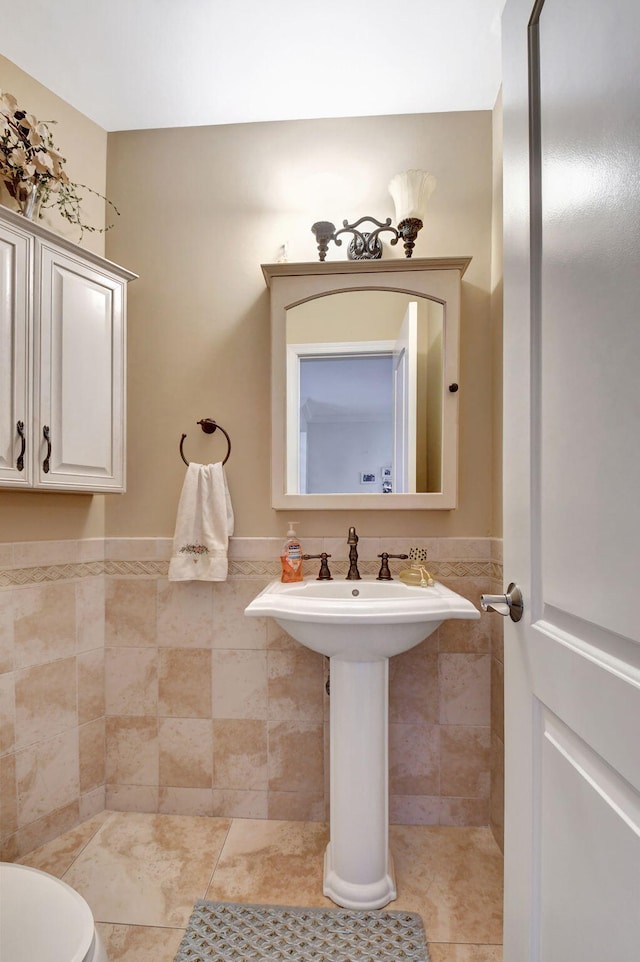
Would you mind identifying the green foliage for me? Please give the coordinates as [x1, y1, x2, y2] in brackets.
[0, 89, 119, 238]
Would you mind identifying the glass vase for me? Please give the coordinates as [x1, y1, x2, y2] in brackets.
[17, 183, 44, 220]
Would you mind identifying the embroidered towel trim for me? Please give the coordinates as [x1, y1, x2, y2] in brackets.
[168, 462, 234, 582]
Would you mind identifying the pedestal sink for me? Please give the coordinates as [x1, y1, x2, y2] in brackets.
[245, 577, 480, 909]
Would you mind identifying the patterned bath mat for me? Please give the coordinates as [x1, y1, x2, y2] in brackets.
[174, 900, 430, 962]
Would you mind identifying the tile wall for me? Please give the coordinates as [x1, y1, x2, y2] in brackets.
[0, 539, 106, 859]
[0, 536, 504, 859]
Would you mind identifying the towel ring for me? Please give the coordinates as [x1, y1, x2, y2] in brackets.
[180, 418, 231, 466]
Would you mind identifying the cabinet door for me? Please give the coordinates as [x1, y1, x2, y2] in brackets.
[36, 243, 125, 491]
[0, 222, 31, 486]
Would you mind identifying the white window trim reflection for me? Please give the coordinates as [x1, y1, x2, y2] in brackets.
[286, 340, 395, 494]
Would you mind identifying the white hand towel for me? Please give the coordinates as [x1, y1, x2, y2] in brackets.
[168, 462, 234, 582]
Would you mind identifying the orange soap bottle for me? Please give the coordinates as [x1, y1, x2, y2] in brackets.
[280, 522, 303, 583]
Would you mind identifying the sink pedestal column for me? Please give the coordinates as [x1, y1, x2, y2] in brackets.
[323, 657, 396, 909]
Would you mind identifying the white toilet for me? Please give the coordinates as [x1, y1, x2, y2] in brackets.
[0, 862, 107, 962]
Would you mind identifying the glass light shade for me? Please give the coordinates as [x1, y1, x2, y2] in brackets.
[388, 169, 437, 223]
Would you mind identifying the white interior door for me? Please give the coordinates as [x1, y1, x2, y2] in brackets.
[392, 302, 418, 493]
[502, 1, 640, 959]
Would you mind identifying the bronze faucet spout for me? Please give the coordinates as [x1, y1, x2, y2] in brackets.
[346, 526, 361, 580]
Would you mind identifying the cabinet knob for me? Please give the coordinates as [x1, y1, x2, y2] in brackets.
[42, 425, 51, 474]
[16, 421, 25, 472]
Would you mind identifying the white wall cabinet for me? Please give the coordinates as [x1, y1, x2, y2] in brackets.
[0, 207, 136, 492]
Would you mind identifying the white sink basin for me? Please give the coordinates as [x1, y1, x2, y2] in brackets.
[245, 577, 479, 661]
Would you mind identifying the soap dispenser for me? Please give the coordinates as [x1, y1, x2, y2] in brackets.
[398, 547, 435, 587]
[280, 522, 304, 583]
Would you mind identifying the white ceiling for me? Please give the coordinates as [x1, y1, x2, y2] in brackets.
[0, 0, 505, 132]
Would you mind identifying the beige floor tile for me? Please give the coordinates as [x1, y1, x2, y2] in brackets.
[391, 825, 503, 944]
[16, 811, 111, 877]
[420, 876, 502, 945]
[15, 813, 503, 959]
[63, 812, 232, 927]
[96, 922, 185, 962]
[429, 945, 503, 962]
[205, 817, 332, 907]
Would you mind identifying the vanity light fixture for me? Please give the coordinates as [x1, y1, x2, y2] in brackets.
[311, 169, 436, 262]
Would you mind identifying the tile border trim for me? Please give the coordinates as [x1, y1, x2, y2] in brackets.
[0, 557, 502, 587]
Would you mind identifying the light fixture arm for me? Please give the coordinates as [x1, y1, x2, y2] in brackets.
[311, 214, 422, 261]
[396, 217, 424, 258]
[334, 216, 398, 260]
[311, 169, 434, 262]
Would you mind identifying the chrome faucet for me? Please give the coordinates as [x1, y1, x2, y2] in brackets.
[346, 526, 361, 580]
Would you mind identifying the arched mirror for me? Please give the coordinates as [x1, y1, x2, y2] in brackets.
[263, 257, 470, 509]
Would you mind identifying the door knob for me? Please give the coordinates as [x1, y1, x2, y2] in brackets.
[480, 583, 524, 622]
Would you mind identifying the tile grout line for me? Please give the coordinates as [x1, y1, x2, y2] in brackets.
[201, 815, 236, 897]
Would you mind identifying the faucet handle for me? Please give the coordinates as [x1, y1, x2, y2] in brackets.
[302, 553, 333, 580]
[376, 552, 409, 580]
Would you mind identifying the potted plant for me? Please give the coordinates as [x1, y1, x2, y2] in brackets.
[0, 89, 118, 237]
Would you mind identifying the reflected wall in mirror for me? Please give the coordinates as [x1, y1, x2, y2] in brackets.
[263, 257, 471, 510]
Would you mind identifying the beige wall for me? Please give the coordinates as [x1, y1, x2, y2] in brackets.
[0, 56, 109, 543]
[0, 55, 108, 253]
[105, 111, 495, 539]
[0, 61, 499, 543]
